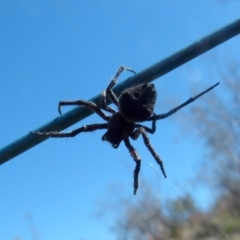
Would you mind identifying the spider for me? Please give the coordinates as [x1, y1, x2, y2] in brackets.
[32, 66, 219, 194]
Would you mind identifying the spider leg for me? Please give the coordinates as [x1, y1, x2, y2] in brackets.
[58, 100, 110, 121]
[149, 82, 220, 121]
[101, 90, 116, 114]
[106, 66, 136, 106]
[32, 123, 108, 138]
[131, 127, 167, 179]
[135, 119, 157, 136]
[124, 138, 141, 195]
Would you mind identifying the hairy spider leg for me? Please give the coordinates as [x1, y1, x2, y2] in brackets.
[101, 90, 116, 114]
[135, 119, 157, 135]
[33, 123, 108, 137]
[124, 138, 141, 195]
[131, 124, 167, 179]
[141, 128, 166, 178]
[106, 66, 136, 106]
[58, 100, 110, 121]
[149, 82, 220, 121]
[32, 100, 109, 137]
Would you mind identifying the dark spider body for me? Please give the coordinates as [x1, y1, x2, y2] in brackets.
[102, 83, 157, 148]
[102, 112, 135, 148]
[118, 83, 157, 122]
[32, 66, 219, 194]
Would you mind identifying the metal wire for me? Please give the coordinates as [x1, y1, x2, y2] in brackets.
[1, 18, 240, 164]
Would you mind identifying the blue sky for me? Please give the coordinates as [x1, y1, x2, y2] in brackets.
[0, 1, 239, 239]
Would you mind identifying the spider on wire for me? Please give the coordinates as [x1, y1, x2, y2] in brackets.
[32, 66, 219, 194]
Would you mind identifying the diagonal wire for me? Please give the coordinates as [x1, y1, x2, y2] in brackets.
[0, 18, 240, 164]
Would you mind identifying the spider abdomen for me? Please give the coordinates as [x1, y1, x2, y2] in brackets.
[118, 83, 157, 122]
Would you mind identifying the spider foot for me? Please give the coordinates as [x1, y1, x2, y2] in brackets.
[30, 131, 42, 135]
[58, 104, 62, 115]
[133, 160, 141, 195]
[30, 131, 59, 137]
[113, 66, 136, 83]
[121, 66, 136, 75]
[160, 162, 167, 178]
[58, 101, 67, 115]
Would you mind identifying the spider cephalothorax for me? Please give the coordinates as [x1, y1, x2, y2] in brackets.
[32, 66, 219, 194]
